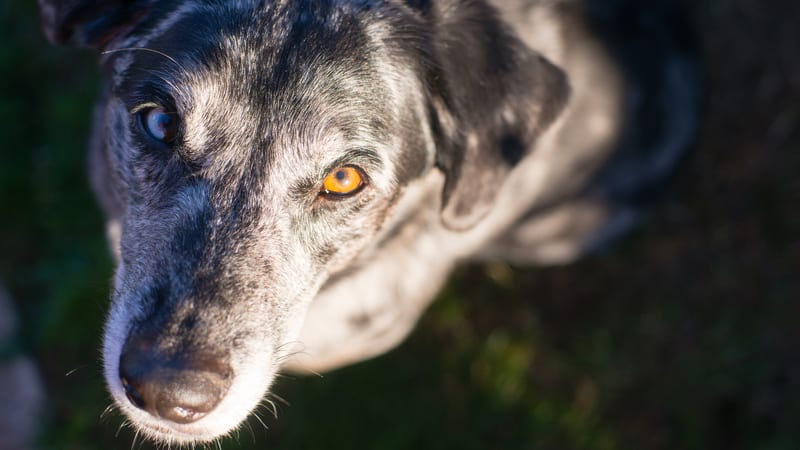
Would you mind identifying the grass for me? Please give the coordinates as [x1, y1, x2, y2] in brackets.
[1, 0, 798, 449]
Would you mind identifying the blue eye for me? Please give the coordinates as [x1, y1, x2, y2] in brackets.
[140, 107, 179, 144]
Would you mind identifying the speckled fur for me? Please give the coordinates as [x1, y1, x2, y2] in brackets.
[40, 0, 696, 444]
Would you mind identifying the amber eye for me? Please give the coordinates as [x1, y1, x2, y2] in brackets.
[322, 166, 365, 196]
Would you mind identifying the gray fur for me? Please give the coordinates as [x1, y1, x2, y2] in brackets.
[39, 0, 696, 444]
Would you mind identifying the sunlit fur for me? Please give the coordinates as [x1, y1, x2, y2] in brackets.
[40, 0, 696, 444]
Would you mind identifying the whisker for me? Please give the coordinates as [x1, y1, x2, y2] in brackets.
[251, 411, 269, 432]
[100, 403, 117, 421]
[65, 364, 89, 377]
[102, 47, 187, 73]
[146, 69, 183, 97]
[230, 427, 241, 446]
[130, 428, 140, 450]
[262, 398, 278, 419]
[270, 393, 291, 407]
[116, 419, 132, 438]
[244, 419, 256, 444]
[272, 341, 325, 377]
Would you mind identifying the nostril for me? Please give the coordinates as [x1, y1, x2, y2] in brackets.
[120, 376, 146, 410]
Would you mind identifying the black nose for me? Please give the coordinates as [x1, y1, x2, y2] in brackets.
[119, 334, 232, 424]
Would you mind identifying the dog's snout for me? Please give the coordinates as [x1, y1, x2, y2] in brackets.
[119, 334, 232, 425]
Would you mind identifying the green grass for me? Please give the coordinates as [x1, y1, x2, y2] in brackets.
[1, 1, 799, 449]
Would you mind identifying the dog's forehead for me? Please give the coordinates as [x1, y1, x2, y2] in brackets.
[118, 2, 394, 166]
[138, 4, 375, 90]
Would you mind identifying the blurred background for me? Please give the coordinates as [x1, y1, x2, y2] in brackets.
[1, 1, 798, 449]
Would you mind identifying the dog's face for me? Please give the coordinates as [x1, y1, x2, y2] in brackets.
[41, 0, 568, 444]
[95, 2, 434, 442]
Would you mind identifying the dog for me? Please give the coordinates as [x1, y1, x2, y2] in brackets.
[40, 0, 696, 444]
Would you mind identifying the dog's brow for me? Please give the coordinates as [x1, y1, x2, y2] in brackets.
[330, 148, 383, 170]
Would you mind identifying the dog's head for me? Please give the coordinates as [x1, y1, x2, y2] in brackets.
[41, 0, 568, 444]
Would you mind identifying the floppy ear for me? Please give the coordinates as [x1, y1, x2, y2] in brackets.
[38, 0, 155, 49]
[425, 1, 570, 231]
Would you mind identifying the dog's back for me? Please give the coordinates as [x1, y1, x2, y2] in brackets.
[480, 0, 697, 263]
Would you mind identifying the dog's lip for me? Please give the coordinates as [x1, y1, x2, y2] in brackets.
[125, 417, 206, 442]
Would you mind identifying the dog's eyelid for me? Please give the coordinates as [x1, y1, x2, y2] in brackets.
[324, 148, 382, 173]
[130, 102, 160, 115]
[129, 102, 177, 115]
